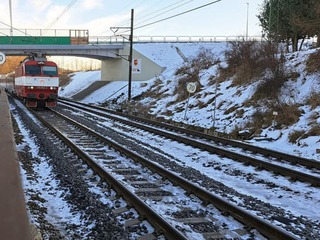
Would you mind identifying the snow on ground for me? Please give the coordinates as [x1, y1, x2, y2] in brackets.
[59, 42, 320, 161]
[96, 115, 320, 222]
[59, 70, 101, 97]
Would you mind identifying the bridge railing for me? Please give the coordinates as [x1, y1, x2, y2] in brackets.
[88, 35, 264, 44]
[0, 27, 264, 44]
[0, 28, 72, 37]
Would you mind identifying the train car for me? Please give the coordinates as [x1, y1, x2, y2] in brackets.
[14, 56, 59, 107]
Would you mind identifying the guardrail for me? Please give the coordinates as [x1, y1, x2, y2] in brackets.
[1, 28, 317, 45]
[89, 35, 264, 44]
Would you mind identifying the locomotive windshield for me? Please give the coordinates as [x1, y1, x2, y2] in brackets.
[43, 66, 58, 76]
[24, 65, 58, 76]
[25, 65, 41, 75]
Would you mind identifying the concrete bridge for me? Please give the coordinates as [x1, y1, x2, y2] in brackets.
[0, 43, 164, 82]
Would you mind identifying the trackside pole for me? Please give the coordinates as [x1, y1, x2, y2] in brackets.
[128, 9, 134, 101]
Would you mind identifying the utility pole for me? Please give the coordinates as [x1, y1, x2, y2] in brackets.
[128, 9, 134, 101]
[246, 2, 249, 41]
[110, 9, 134, 101]
[9, 0, 13, 36]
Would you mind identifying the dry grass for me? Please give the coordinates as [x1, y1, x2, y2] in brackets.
[288, 130, 304, 143]
[274, 103, 301, 126]
[124, 101, 152, 116]
[224, 105, 239, 115]
[245, 102, 301, 134]
[59, 70, 74, 86]
[131, 77, 165, 101]
[306, 91, 320, 109]
[289, 124, 320, 143]
[307, 124, 320, 137]
[173, 76, 197, 102]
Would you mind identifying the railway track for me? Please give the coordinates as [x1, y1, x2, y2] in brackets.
[15, 100, 298, 239]
[59, 98, 320, 187]
[8, 95, 320, 239]
[54, 98, 320, 239]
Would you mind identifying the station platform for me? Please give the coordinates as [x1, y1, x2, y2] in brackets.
[0, 88, 31, 239]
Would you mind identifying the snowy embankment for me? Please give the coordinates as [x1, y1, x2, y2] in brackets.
[59, 42, 320, 161]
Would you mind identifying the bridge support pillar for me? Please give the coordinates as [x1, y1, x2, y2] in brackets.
[101, 45, 165, 81]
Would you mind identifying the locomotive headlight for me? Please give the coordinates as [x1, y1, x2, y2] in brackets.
[30, 86, 34, 89]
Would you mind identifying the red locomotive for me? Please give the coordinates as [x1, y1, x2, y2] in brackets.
[13, 56, 59, 107]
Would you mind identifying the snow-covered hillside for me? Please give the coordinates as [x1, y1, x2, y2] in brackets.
[59, 42, 320, 161]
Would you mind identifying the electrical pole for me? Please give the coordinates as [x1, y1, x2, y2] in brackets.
[128, 9, 134, 101]
[9, 0, 13, 36]
[110, 9, 134, 101]
[246, 3, 249, 41]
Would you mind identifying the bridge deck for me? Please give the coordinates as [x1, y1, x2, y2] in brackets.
[0, 44, 124, 59]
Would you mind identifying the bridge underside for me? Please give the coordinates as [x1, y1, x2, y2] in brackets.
[0, 44, 123, 59]
[0, 44, 164, 82]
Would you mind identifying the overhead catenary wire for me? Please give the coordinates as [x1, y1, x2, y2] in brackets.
[0, 20, 33, 36]
[135, 0, 194, 26]
[44, 0, 78, 30]
[122, 0, 142, 10]
[0, 1, 79, 39]
[96, 0, 196, 36]
[134, 0, 188, 23]
[135, 0, 222, 30]
[112, 0, 222, 36]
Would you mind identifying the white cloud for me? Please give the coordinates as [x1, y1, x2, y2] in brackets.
[74, 11, 131, 36]
[29, 0, 51, 11]
[81, 0, 103, 10]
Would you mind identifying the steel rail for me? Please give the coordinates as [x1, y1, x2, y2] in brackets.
[59, 98, 320, 170]
[51, 105, 299, 239]
[59, 99, 320, 186]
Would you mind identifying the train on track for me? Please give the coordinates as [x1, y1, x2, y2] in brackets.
[5, 55, 59, 108]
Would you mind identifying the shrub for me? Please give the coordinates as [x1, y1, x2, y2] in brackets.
[175, 47, 216, 78]
[253, 61, 288, 100]
[224, 41, 279, 85]
[306, 50, 320, 73]
[174, 48, 218, 101]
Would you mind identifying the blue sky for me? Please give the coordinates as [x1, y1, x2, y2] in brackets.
[0, 0, 264, 38]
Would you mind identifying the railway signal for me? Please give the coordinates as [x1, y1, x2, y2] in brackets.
[184, 82, 197, 121]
